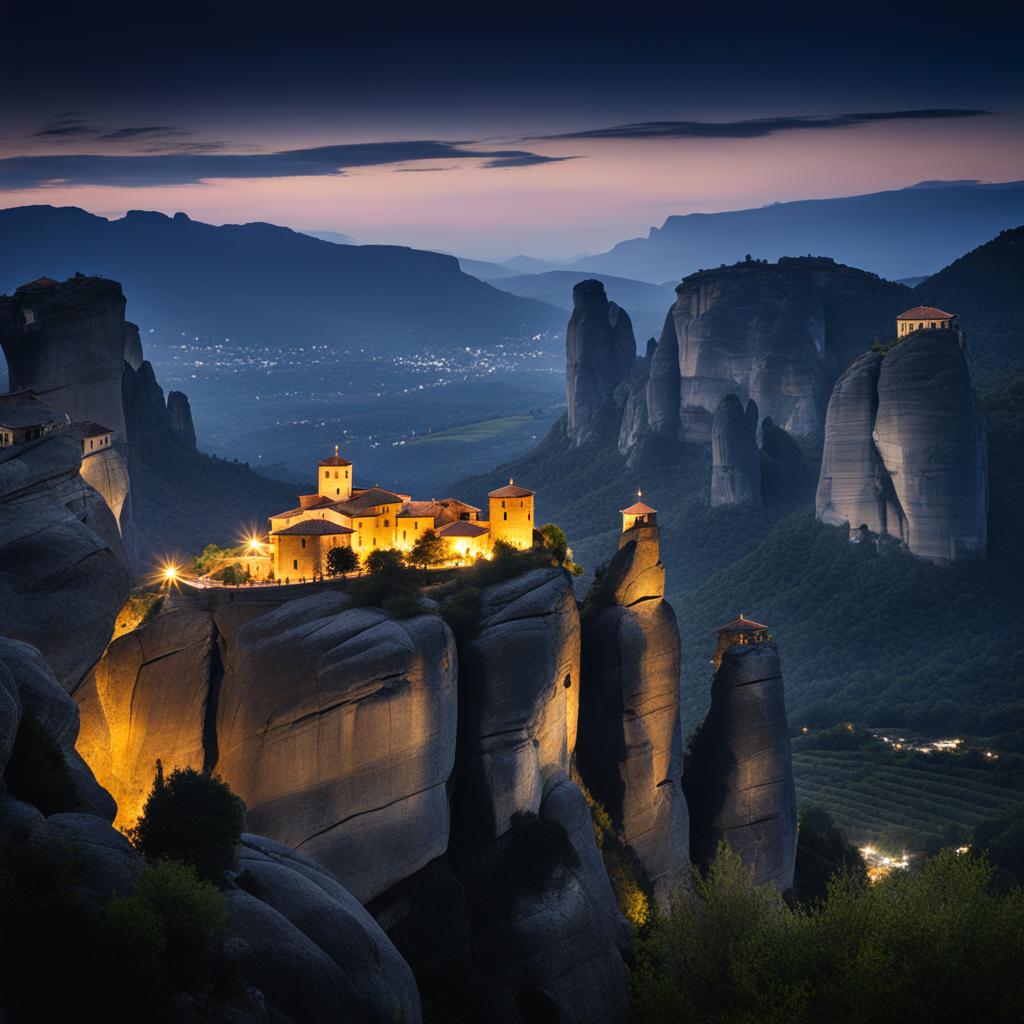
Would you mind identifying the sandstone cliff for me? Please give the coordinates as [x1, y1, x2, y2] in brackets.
[683, 642, 797, 890]
[816, 330, 987, 562]
[566, 279, 636, 447]
[0, 431, 131, 692]
[710, 394, 762, 508]
[576, 523, 690, 908]
[77, 589, 458, 904]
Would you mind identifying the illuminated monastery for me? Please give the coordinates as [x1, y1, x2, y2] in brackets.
[268, 445, 535, 581]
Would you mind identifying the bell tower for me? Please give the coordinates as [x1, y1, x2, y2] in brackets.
[318, 443, 353, 501]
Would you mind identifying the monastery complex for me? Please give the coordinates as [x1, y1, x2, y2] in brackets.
[267, 445, 535, 581]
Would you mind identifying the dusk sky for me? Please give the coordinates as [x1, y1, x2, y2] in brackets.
[2, 3, 1022, 259]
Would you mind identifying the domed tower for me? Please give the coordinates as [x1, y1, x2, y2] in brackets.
[487, 478, 535, 549]
[318, 444, 353, 501]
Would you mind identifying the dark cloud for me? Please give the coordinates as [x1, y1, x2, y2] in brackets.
[96, 126, 190, 141]
[0, 141, 571, 190]
[537, 108, 994, 141]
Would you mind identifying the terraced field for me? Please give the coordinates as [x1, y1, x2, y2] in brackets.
[793, 750, 1024, 845]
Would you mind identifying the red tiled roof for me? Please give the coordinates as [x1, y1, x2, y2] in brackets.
[896, 306, 955, 320]
[318, 455, 353, 467]
[398, 500, 441, 518]
[621, 501, 657, 515]
[488, 480, 534, 498]
[272, 520, 354, 536]
[716, 615, 769, 634]
[270, 506, 305, 519]
[437, 520, 489, 538]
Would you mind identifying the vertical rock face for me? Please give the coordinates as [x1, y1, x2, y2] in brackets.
[79, 446, 132, 541]
[874, 331, 987, 562]
[670, 262, 827, 443]
[0, 276, 128, 439]
[453, 568, 581, 845]
[123, 320, 144, 371]
[683, 642, 797, 890]
[577, 524, 689, 907]
[816, 332, 987, 562]
[617, 338, 654, 454]
[711, 393, 762, 508]
[166, 390, 197, 448]
[565, 280, 636, 447]
[0, 432, 131, 692]
[646, 312, 681, 436]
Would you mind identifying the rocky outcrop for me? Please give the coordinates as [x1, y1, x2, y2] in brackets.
[0, 275, 128, 439]
[577, 523, 689, 908]
[1, 628, 423, 1023]
[565, 280, 636, 447]
[79, 445, 132, 539]
[759, 416, 809, 501]
[167, 389, 197, 448]
[683, 642, 797, 890]
[78, 590, 459, 904]
[816, 331, 987, 562]
[0, 432, 131, 692]
[617, 337, 655, 455]
[711, 393, 762, 508]
[453, 568, 580, 845]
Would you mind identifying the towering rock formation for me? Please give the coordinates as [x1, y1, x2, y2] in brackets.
[0, 431, 131, 692]
[453, 568, 581, 844]
[577, 514, 689, 907]
[123, 320, 144, 371]
[0, 275, 128, 439]
[617, 337, 655, 455]
[166, 389, 197, 448]
[683, 639, 797, 890]
[817, 330, 987, 562]
[710, 393, 762, 508]
[77, 590, 459, 904]
[565, 279, 636, 447]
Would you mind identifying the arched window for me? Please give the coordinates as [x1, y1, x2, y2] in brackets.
[300, 538, 306, 549]
[293, 559, 298, 570]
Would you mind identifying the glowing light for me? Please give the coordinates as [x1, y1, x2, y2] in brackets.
[162, 564, 180, 586]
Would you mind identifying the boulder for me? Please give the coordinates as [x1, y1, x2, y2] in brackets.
[0, 275, 128, 439]
[711, 393, 762, 508]
[0, 432, 131, 692]
[874, 330, 987, 562]
[565, 280, 636, 447]
[41, 812, 143, 900]
[577, 525, 689, 907]
[216, 595, 458, 903]
[453, 568, 580, 845]
[79, 445, 131, 539]
[683, 642, 797, 890]
[232, 834, 421, 1023]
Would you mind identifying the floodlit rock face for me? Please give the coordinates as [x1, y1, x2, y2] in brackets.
[79, 445, 131, 538]
[816, 332, 987, 562]
[577, 524, 689, 907]
[0, 432, 131, 692]
[0, 275, 128, 439]
[454, 568, 581, 845]
[218, 596, 458, 902]
[77, 591, 459, 904]
[683, 642, 797, 890]
[566, 279, 636, 447]
[711, 393, 762, 508]
[166, 389, 197, 448]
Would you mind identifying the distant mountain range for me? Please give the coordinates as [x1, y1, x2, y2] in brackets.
[0, 206, 563, 350]
[568, 181, 1024, 283]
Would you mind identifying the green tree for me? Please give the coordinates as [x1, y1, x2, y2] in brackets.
[219, 562, 244, 585]
[326, 545, 359, 576]
[408, 528, 446, 570]
[539, 522, 568, 564]
[194, 543, 227, 575]
[365, 546, 405, 576]
[126, 762, 245, 884]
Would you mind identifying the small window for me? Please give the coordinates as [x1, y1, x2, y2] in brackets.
[324, 470, 329, 479]
[373, 538, 377, 546]
[345, 469, 349, 479]
[402, 530, 407, 542]
[503, 511, 508, 521]
[501, 500, 506, 509]
[293, 559, 298, 570]
[301, 538, 306, 548]
[336, 488, 340, 495]
[384, 518, 389, 527]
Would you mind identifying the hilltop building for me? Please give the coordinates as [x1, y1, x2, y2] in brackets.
[712, 614, 771, 669]
[78, 422, 114, 457]
[268, 447, 536, 581]
[0, 390, 61, 448]
[896, 305, 960, 339]
[621, 492, 657, 532]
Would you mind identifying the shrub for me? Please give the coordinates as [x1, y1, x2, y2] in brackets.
[366, 547, 405, 576]
[439, 586, 483, 644]
[219, 562, 244, 586]
[381, 591, 428, 619]
[194, 543, 228, 575]
[126, 762, 245, 883]
[792, 807, 865, 905]
[326, 544, 358, 576]
[3, 712, 78, 815]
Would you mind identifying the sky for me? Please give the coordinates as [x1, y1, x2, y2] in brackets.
[1, 3, 1022, 260]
